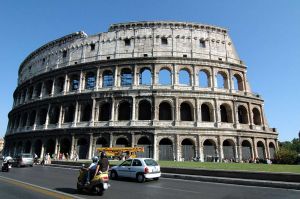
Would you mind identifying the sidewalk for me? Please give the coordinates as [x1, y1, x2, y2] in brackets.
[45, 161, 300, 190]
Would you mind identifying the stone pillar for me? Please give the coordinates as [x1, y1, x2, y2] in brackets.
[45, 104, 51, 129]
[91, 98, 96, 125]
[233, 102, 238, 127]
[175, 134, 180, 161]
[33, 110, 39, 130]
[193, 64, 198, 88]
[214, 99, 220, 126]
[218, 137, 223, 162]
[173, 64, 178, 86]
[51, 78, 55, 96]
[40, 82, 44, 98]
[235, 137, 240, 162]
[133, 64, 137, 86]
[40, 142, 45, 159]
[96, 68, 100, 90]
[54, 137, 59, 157]
[265, 139, 270, 159]
[111, 98, 115, 121]
[88, 134, 93, 159]
[58, 105, 63, 128]
[237, 137, 242, 162]
[73, 101, 79, 127]
[131, 132, 135, 147]
[79, 70, 84, 92]
[174, 97, 179, 123]
[132, 96, 136, 121]
[211, 67, 215, 89]
[248, 102, 253, 127]
[63, 73, 68, 94]
[152, 64, 158, 86]
[109, 133, 113, 147]
[153, 134, 158, 160]
[196, 99, 201, 123]
[198, 135, 204, 162]
[229, 69, 233, 91]
[252, 137, 257, 159]
[114, 66, 118, 87]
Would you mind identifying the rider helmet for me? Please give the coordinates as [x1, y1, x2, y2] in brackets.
[92, 156, 98, 163]
[100, 151, 107, 158]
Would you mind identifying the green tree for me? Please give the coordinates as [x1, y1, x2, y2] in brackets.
[275, 147, 298, 164]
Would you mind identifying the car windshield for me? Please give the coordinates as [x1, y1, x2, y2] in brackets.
[144, 159, 158, 166]
[22, 154, 32, 158]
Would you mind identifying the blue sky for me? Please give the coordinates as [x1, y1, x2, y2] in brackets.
[0, 0, 299, 141]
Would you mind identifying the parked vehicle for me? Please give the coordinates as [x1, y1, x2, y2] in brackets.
[13, 153, 34, 167]
[110, 158, 161, 183]
[2, 160, 12, 172]
[77, 164, 110, 195]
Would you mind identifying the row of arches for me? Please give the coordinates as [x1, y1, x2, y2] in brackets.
[9, 99, 263, 130]
[14, 67, 246, 106]
[6, 136, 276, 161]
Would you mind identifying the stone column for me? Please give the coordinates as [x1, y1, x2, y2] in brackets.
[88, 134, 93, 159]
[70, 135, 75, 160]
[54, 137, 59, 157]
[40, 142, 45, 159]
[196, 99, 201, 124]
[91, 98, 96, 125]
[79, 70, 84, 92]
[40, 82, 44, 98]
[174, 97, 179, 123]
[132, 96, 136, 121]
[214, 99, 220, 126]
[96, 68, 100, 90]
[218, 137, 223, 162]
[51, 78, 55, 96]
[252, 137, 257, 159]
[248, 102, 253, 127]
[114, 66, 118, 87]
[58, 105, 63, 128]
[152, 64, 158, 86]
[109, 133, 113, 147]
[173, 64, 178, 86]
[131, 132, 135, 147]
[63, 73, 68, 94]
[153, 134, 158, 160]
[133, 64, 137, 86]
[193, 65, 198, 88]
[211, 67, 215, 89]
[198, 135, 204, 162]
[229, 69, 233, 91]
[73, 101, 79, 127]
[110, 98, 115, 121]
[33, 110, 39, 130]
[235, 137, 240, 162]
[265, 139, 270, 159]
[45, 104, 51, 129]
[175, 134, 180, 161]
[233, 102, 238, 128]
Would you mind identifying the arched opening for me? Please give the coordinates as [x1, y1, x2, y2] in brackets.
[137, 137, 153, 158]
[121, 68, 132, 86]
[116, 137, 129, 147]
[77, 138, 88, 159]
[118, 101, 131, 120]
[55, 77, 65, 94]
[220, 104, 232, 123]
[24, 140, 31, 153]
[159, 138, 173, 160]
[253, 108, 262, 125]
[223, 140, 235, 161]
[203, 140, 217, 162]
[238, 105, 249, 124]
[21, 113, 28, 127]
[233, 74, 244, 91]
[59, 138, 71, 159]
[44, 80, 53, 96]
[269, 142, 276, 160]
[138, 100, 152, 120]
[159, 68, 171, 85]
[102, 70, 113, 87]
[201, 103, 212, 122]
[49, 106, 60, 124]
[216, 72, 228, 89]
[69, 74, 80, 91]
[139, 68, 151, 85]
[241, 140, 252, 161]
[17, 141, 23, 154]
[39, 108, 47, 125]
[99, 102, 111, 121]
[45, 139, 55, 158]
[96, 137, 109, 148]
[85, 72, 96, 89]
[29, 110, 36, 126]
[159, 102, 172, 120]
[35, 83, 42, 97]
[34, 140, 42, 158]
[64, 105, 75, 123]
[27, 86, 33, 100]
[180, 102, 193, 121]
[179, 69, 191, 86]
[81, 103, 92, 122]
[199, 70, 209, 88]
[257, 141, 266, 160]
[181, 139, 195, 161]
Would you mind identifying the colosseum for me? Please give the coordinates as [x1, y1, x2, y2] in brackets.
[4, 21, 278, 162]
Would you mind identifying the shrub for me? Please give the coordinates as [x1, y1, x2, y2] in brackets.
[275, 147, 298, 164]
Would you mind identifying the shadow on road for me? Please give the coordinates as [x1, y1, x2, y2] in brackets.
[55, 187, 78, 194]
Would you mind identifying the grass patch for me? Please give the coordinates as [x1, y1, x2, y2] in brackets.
[157, 161, 300, 173]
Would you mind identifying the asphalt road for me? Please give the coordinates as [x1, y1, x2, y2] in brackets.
[1, 163, 300, 199]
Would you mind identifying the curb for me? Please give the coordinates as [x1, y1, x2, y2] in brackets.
[45, 163, 300, 190]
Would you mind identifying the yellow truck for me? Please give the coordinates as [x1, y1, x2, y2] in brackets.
[96, 147, 144, 160]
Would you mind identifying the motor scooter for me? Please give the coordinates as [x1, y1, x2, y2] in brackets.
[1, 160, 12, 172]
[77, 165, 110, 196]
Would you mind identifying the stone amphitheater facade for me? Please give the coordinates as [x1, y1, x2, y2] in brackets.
[4, 21, 278, 162]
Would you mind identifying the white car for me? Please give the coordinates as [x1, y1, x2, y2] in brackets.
[110, 158, 161, 183]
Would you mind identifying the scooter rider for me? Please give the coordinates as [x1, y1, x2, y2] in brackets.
[85, 156, 99, 185]
[94, 151, 109, 178]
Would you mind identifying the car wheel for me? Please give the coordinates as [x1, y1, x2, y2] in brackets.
[95, 185, 104, 196]
[136, 173, 145, 183]
[110, 170, 118, 180]
[153, 177, 159, 181]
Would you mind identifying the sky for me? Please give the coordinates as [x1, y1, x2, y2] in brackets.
[0, 0, 299, 141]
